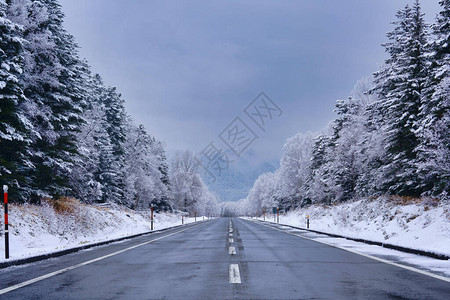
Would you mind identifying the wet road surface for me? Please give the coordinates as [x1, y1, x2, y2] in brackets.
[0, 217, 448, 299]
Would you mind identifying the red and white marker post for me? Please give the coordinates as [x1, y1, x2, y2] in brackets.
[3, 185, 9, 259]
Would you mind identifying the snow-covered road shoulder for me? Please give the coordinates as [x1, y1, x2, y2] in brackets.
[254, 197, 450, 257]
[0, 199, 203, 263]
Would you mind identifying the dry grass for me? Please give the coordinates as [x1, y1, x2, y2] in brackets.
[43, 197, 83, 215]
[382, 195, 440, 206]
[406, 214, 419, 223]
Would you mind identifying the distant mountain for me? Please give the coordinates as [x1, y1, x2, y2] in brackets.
[203, 159, 277, 202]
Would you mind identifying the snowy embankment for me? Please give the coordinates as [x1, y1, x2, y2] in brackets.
[0, 198, 202, 262]
[259, 197, 450, 256]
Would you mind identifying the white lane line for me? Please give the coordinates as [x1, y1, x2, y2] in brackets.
[229, 246, 236, 255]
[229, 264, 241, 283]
[229, 238, 234, 243]
[229, 233, 233, 237]
[252, 220, 450, 283]
[229, 229, 233, 233]
[0, 223, 204, 295]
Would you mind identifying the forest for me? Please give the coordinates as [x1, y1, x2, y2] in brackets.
[0, 0, 219, 216]
[1, 0, 448, 217]
[233, 0, 449, 216]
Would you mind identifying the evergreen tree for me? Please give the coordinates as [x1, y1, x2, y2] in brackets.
[353, 79, 387, 197]
[372, 0, 429, 196]
[416, 0, 450, 196]
[7, 0, 85, 201]
[124, 123, 156, 209]
[306, 134, 334, 203]
[0, 0, 30, 200]
[100, 86, 127, 204]
[150, 138, 173, 211]
[69, 73, 108, 203]
[327, 99, 363, 202]
[97, 132, 121, 203]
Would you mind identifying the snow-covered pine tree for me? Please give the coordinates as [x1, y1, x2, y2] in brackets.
[372, 0, 429, 196]
[416, 0, 450, 196]
[326, 98, 364, 202]
[350, 78, 387, 197]
[306, 133, 334, 203]
[124, 123, 160, 209]
[98, 86, 127, 204]
[148, 137, 172, 211]
[0, 0, 31, 201]
[69, 73, 108, 203]
[7, 0, 85, 201]
[325, 77, 378, 202]
[41, 0, 86, 192]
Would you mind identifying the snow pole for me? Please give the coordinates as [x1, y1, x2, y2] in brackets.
[277, 207, 279, 224]
[306, 215, 310, 229]
[3, 185, 9, 259]
[150, 205, 154, 231]
[195, 211, 196, 222]
[263, 208, 265, 221]
[182, 215, 184, 225]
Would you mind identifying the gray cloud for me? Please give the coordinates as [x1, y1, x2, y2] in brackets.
[60, 0, 441, 164]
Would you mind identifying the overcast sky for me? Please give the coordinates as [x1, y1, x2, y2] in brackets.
[60, 0, 441, 166]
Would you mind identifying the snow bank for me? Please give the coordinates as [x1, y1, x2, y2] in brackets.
[259, 197, 450, 256]
[0, 199, 203, 261]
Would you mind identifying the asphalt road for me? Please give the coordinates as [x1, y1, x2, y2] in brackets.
[0, 217, 449, 299]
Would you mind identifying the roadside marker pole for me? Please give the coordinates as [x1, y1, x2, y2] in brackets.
[277, 207, 279, 224]
[150, 205, 154, 231]
[306, 215, 310, 229]
[182, 215, 184, 225]
[195, 211, 196, 222]
[263, 208, 265, 221]
[3, 185, 9, 259]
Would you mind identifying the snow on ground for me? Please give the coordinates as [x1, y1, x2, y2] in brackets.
[278, 227, 450, 278]
[0, 198, 205, 262]
[256, 197, 450, 256]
